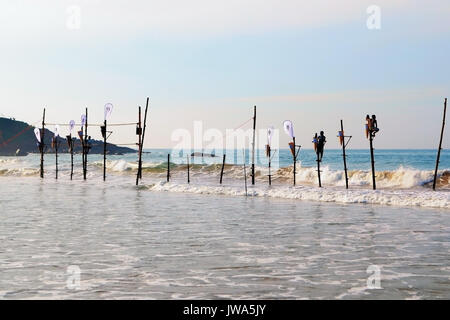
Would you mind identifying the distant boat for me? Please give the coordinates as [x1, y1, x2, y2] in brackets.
[191, 152, 216, 158]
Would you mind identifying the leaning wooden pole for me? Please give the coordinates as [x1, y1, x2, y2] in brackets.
[140, 98, 149, 180]
[136, 98, 149, 186]
[341, 120, 349, 189]
[251, 105, 256, 185]
[433, 98, 447, 191]
[220, 154, 226, 184]
[40, 108, 46, 179]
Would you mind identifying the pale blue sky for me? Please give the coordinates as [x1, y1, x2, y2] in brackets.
[0, 0, 449, 149]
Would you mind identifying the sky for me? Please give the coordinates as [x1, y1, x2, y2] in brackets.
[0, 0, 449, 149]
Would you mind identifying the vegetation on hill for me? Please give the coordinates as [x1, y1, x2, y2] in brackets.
[0, 117, 136, 156]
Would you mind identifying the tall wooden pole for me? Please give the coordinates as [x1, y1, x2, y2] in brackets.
[136, 106, 142, 186]
[251, 105, 256, 185]
[140, 98, 149, 180]
[433, 98, 447, 190]
[81, 128, 85, 179]
[69, 135, 74, 180]
[220, 154, 226, 184]
[268, 147, 272, 186]
[40, 108, 45, 179]
[293, 137, 296, 186]
[316, 152, 322, 187]
[369, 131, 376, 190]
[83, 107, 88, 180]
[136, 98, 149, 186]
[187, 155, 190, 184]
[243, 150, 248, 196]
[103, 119, 107, 181]
[341, 120, 349, 189]
[167, 154, 170, 182]
[55, 137, 58, 180]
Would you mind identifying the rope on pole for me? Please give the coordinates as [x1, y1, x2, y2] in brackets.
[45, 122, 137, 127]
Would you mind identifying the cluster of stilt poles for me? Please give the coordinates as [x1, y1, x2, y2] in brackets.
[36, 98, 447, 191]
[37, 98, 150, 185]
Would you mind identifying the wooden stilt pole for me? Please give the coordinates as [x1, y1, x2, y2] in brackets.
[136, 98, 149, 185]
[220, 154, 226, 184]
[341, 120, 349, 189]
[433, 98, 447, 191]
[136, 106, 142, 186]
[55, 137, 58, 180]
[243, 150, 248, 196]
[187, 155, 190, 184]
[293, 137, 296, 186]
[81, 128, 85, 179]
[369, 131, 376, 190]
[291, 139, 301, 187]
[69, 135, 74, 180]
[316, 152, 322, 187]
[103, 119, 107, 181]
[167, 154, 170, 182]
[83, 107, 88, 180]
[251, 105, 256, 185]
[40, 108, 45, 179]
[268, 146, 272, 186]
[140, 98, 149, 180]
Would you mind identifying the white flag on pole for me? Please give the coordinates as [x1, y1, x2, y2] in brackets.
[283, 120, 295, 138]
[54, 125, 60, 138]
[69, 120, 75, 133]
[81, 114, 86, 127]
[34, 128, 41, 143]
[267, 126, 274, 146]
[104, 103, 113, 121]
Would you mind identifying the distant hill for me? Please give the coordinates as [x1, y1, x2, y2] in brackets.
[0, 117, 136, 156]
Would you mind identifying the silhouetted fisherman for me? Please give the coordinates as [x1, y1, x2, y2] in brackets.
[366, 114, 380, 137]
[371, 114, 380, 134]
[317, 131, 326, 162]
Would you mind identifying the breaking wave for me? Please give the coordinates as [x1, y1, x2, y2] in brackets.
[0, 158, 39, 176]
[275, 165, 450, 189]
[0, 168, 39, 176]
[146, 181, 450, 209]
[1, 156, 449, 208]
[97, 160, 449, 189]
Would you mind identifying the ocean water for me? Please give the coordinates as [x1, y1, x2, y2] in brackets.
[0, 149, 449, 299]
[1, 149, 448, 207]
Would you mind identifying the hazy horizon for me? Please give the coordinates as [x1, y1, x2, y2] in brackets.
[1, 1, 449, 149]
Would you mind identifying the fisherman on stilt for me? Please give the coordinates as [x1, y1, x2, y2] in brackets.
[365, 114, 380, 190]
[316, 131, 326, 162]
